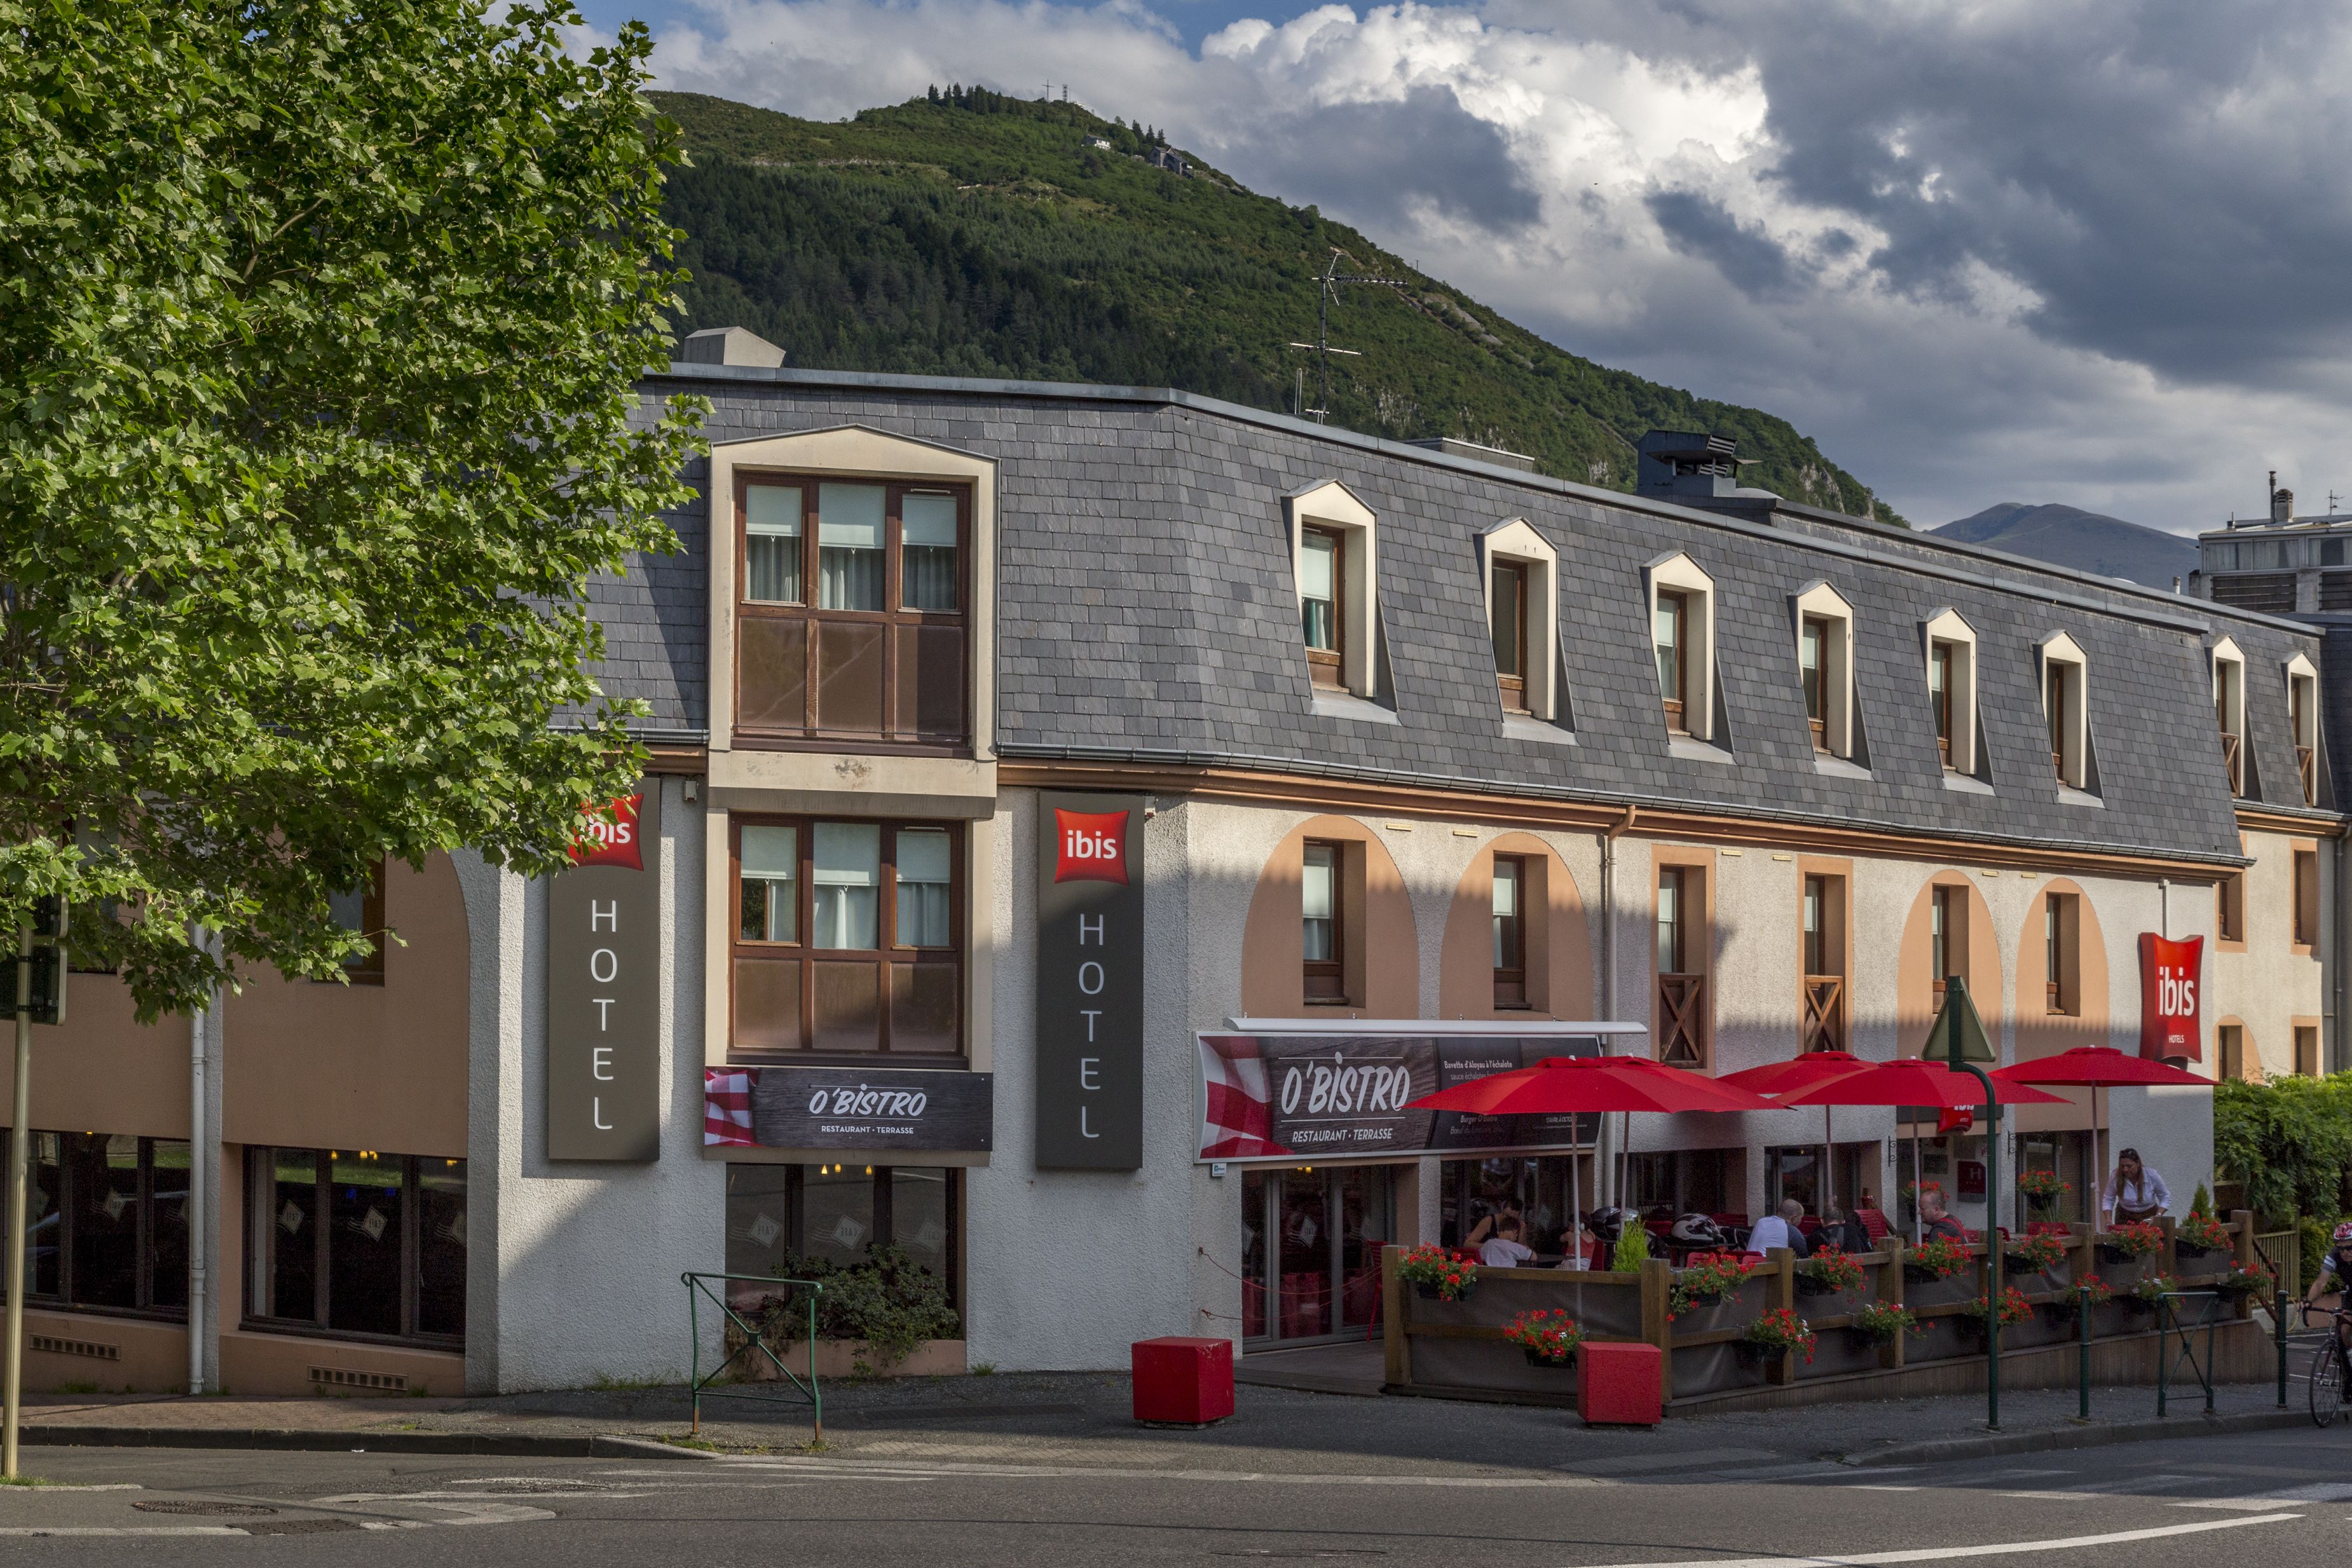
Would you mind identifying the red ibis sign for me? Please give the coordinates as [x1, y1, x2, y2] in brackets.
[2137, 933, 2203, 1061]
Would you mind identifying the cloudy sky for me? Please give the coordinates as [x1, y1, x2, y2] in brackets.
[575, 0, 2352, 533]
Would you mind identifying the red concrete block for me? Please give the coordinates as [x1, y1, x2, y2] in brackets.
[1576, 1341, 1662, 1426]
[1131, 1336, 1235, 1426]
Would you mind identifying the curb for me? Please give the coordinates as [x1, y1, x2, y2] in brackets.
[18, 1426, 721, 1461]
[1849, 1407, 2311, 1466]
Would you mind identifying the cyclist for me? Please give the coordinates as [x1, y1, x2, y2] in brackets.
[2301, 1220, 2352, 1346]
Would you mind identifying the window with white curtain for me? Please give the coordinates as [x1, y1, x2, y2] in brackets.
[894, 828, 954, 948]
[901, 492, 959, 611]
[744, 484, 803, 604]
[813, 822, 881, 949]
[817, 483, 885, 611]
[738, 824, 798, 942]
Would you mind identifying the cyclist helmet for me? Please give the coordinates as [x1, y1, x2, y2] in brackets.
[2333, 1220, 2352, 1247]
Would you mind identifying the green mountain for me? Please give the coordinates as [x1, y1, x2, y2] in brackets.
[653, 87, 1903, 524]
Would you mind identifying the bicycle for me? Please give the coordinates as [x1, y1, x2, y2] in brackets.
[2302, 1304, 2352, 1428]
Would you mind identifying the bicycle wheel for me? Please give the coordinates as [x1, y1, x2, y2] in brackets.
[2311, 1342, 2344, 1428]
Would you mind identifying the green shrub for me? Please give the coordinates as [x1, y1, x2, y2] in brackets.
[2214, 1074, 2352, 1225]
[1611, 1225, 1650, 1274]
[2189, 1182, 2212, 1218]
[758, 1246, 961, 1378]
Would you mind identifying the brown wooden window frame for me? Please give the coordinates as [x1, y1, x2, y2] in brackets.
[2292, 672, 2318, 805]
[1491, 854, 1528, 1010]
[1800, 615, 1831, 753]
[1656, 589, 1690, 733]
[732, 473, 973, 753]
[323, 859, 386, 986]
[1930, 883, 1964, 1006]
[2297, 1025, 2321, 1078]
[2294, 849, 2319, 949]
[2045, 657, 2071, 781]
[2044, 892, 2075, 1016]
[1301, 525, 1346, 691]
[2218, 871, 2246, 945]
[1929, 639, 1957, 767]
[728, 815, 966, 1060]
[1655, 864, 1706, 1068]
[1301, 839, 1348, 1003]
[1800, 873, 1845, 1053]
[1491, 561, 1529, 713]
[2219, 1023, 2246, 1082]
[2216, 655, 2245, 796]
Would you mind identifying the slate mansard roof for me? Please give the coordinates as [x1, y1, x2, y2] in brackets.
[598, 365, 2335, 866]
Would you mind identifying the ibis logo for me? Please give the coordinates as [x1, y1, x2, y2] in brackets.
[1052, 808, 1130, 885]
[571, 794, 644, 870]
[2137, 932, 2204, 1060]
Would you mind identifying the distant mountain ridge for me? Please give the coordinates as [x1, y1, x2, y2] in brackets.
[1932, 502, 2199, 587]
[650, 88, 1903, 524]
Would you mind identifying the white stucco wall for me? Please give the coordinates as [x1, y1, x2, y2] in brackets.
[460, 776, 724, 1392]
[963, 787, 1203, 1370]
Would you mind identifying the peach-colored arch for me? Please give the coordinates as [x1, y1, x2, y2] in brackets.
[2014, 878, 2111, 1064]
[1240, 815, 1418, 1018]
[1437, 833, 1593, 1021]
[1895, 872, 2004, 1058]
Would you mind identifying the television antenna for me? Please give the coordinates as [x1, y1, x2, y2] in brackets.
[1284, 248, 1407, 425]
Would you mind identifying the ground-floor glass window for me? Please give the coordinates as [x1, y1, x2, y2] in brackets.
[725, 1163, 961, 1312]
[1240, 1165, 1392, 1344]
[243, 1149, 465, 1346]
[1439, 1154, 1597, 1257]
[1, 1132, 189, 1319]
[1626, 1149, 1733, 1227]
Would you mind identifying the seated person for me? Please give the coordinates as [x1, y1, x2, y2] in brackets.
[1471, 1215, 1536, 1268]
[1917, 1187, 1967, 1243]
[1814, 1203, 1872, 1254]
[1744, 1198, 1812, 1257]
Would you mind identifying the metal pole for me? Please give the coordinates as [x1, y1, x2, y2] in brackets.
[1953, 1059, 2001, 1431]
[2277, 1286, 2290, 1408]
[5, 922, 32, 1479]
[2077, 1283, 2091, 1421]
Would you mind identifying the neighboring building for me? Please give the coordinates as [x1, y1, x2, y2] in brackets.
[11, 342, 2337, 1394]
[2187, 481, 2350, 1081]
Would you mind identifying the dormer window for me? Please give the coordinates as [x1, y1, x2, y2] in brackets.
[1480, 518, 1562, 723]
[1922, 610, 1979, 777]
[1301, 525, 1344, 689]
[2038, 632, 2091, 792]
[1286, 481, 1379, 700]
[2288, 653, 2320, 804]
[2212, 639, 2246, 796]
[1656, 590, 1689, 731]
[1791, 582, 1856, 760]
[1493, 561, 1529, 712]
[1645, 554, 1717, 742]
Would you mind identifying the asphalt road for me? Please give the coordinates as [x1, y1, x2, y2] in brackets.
[0, 1424, 2347, 1565]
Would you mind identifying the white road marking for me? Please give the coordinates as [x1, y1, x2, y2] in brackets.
[1567, 1511, 2300, 1568]
[1995, 1491, 2102, 1501]
[0, 1482, 144, 1492]
[0, 1526, 244, 1537]
[2059, 1472, 2200, 1495]
[1561, 1447, 1782, 1476]
[1843, 1485, 1920, 1493]
[679, 1458, 1612, 1489]
[2174, 1483, 2352, 1508]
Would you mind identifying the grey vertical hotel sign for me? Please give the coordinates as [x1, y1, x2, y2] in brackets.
[547, 784, 662, 1161]
[1035, 793, 1144, 1169]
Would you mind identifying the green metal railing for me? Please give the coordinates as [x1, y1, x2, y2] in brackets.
[683, 1271, 823, 1441]
[2155, 1289, 2220, 1417]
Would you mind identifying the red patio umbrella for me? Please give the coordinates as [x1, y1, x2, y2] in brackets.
[1405, 1055, 1776, 1265]
[1774, 1061, 2068, 1244]
[1992, 1047, 2213, 1226]
[1721, 1051, 1878, 1213]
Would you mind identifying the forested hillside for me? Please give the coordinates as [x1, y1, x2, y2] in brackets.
[655, 88, 1901, 522]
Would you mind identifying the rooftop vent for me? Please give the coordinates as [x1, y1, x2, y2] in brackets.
[1403, 436, 1536, 473]
[1635, 429, 1778, 508]
[680, 326, 786, 369]
[2273, 485, 2295, 524]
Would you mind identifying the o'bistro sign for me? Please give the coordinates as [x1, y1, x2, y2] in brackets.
[1197, 1030, 1614, 1163]
[706, 1065, 994, 1152]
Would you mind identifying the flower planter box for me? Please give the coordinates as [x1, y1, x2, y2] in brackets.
[1795, 1275, 1845, 1298]
[1414, 1283, 1474, 1302]
[1522, 1349, 1576, 1370]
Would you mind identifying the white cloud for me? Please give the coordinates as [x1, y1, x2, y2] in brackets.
[646, 0, 2352, 529]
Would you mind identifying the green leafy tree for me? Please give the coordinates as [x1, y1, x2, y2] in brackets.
[0, 0, 704, 1018]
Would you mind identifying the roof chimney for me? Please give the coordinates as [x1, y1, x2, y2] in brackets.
[2272, 482, 2295, 524]
[1634, 429, 1779, 511]
[680, 326, 786, 369]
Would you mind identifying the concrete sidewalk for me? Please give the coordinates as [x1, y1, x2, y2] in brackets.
[11, 1367, 2323, 1472]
